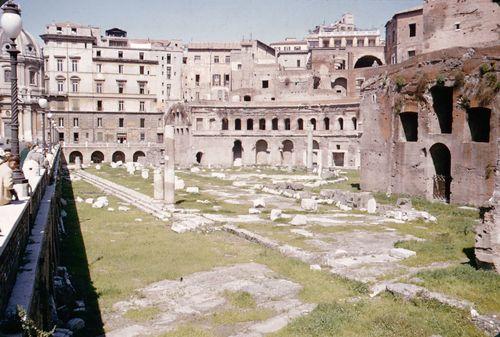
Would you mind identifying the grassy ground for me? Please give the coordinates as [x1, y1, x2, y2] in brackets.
[62, 168, 492, 336]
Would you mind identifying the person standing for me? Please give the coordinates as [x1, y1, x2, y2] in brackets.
[0, 155, 20, 206]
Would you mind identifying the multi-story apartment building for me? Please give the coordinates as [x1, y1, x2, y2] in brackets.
[270, 38, 309, 70]
[41, 22, 182, 163]
[0, 28, 44, 145]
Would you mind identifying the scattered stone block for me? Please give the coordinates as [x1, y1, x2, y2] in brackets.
[190, 167, 201, 173]
[186, 186, 199, 194]
[84, 198, 94, 204]
[75, 196, 83, 203]
[309, 264, 322, 271]
[95, 164, 101, 170]
[107, 207, 115, 212]
[270, 209, 282, 221]
[290, 214, 307, 226]
[212, 205, 222, 211]
[118, 206, 130, 212]
[92, 196, 109, 208]
[301, 198, 318, 211]
[141, 169, 149, 179]
[175, 176, 185, 190]
[253, 198, 266, 208]
[211, 172, 226, 179]
[291, 228, 313, 238]
[135, 218, 143, 222]
[248, 208, 261, 214]
[389, 248, 416, 259]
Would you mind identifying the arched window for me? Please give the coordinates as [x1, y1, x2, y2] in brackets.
[284, 118, 291, 130]
[324, 117, 330, 130]
[247, 119, 253, 130]
[272, 118, 278, 130]
[352, 117, 357, 130]
[310, 118, 316, 130]
[235, 118, 241, 130]
[222, 118, 228, 130]
[338, 118, 344, 131]
[244, 95, 251, 101]
[259, 118, 266, 130]
[297, 118, 303, 130]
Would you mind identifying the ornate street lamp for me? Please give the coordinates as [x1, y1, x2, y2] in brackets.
[1, 1, 25, 183]
[38, 97, 48, 150]
[47, 112, 53, 149]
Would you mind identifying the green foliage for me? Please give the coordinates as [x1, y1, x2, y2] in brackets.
[435, 74, 446, 86]
[123, 306, 160, 322]
[224, 290, 256, 308]
[453, 71, 465, 88]
[17, 306, 55, 337]
[158, 326, 216, 337]
[415, 265, 500, 314]
[484, 72, 497, 88]
[479, 63, 492, 76]
[394, 76, 407, 92]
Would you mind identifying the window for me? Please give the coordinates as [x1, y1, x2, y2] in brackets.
[166, 54, 171, 64]
[212, 74, 221, 86]
[296, 60, 301, 67]
[96, 50, 101, 57]
[4, 69, 10, 82]
[58, 117, 64, 127]
[358, 39, 364, 47]
[224, 74, 230, 86]
[195, 92, 200, 100]
[272, 118, 278, 130]
[138, 117, 145, 128]
[72, 80, 78, 92]
[214, 56, 219, 63]
[237, 64, 242, 70]
[246, 119, 253, 130]
[262, 80, 269, 88]
[157, 133, 164, 143]
[195, 74, 200, 86]
[166, 67, 171, 79]
[73, 118, 79, 127]
[324, 117, 330, 130]
[71, 27, 77, 34]
[118, 64, 124, 74]
[225, 55, 230, 63]
[297, 118, 303, 130]
[56, 26, 62, 33]
[408, 50, 416, 58]
[118, 117, 124, 127]
[139, 101, 145, 112]
[118, 101, 124, 112]
[97, 64, 102, 72]
[455, 23, 461, 30]
[118, 51, 123, 58]
[222, 118, 228, 130]
[118, 83, 124, 94]
[71, 59, 78, 72]
[217, 90, 223, 100]
[243, 95, 251, 101]
[97, 117, 102, 127]
[139, 83, 145, 94]
[139, 66, 144, 75]
[166, 84, 171, 98]
[73, 132, 79, 142]
[57, 80, 64, 92]
[57, 59, 63, 71]
[346, 39, 353, 47]
[259, 118, 266, 130]
[96, 82, 102, 93]
[409, 23, 416, 37]
[139, 52, 144, 60]
[97, 100, 103, 111]
[194, 55, 201, 62]
[28, 70, 36, 85]
[284, 118, 291, 130]
[235, 118, 241, 130]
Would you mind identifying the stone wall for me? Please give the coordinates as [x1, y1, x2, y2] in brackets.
[359, 45, 499, 206]
[423, 0, 500, 52]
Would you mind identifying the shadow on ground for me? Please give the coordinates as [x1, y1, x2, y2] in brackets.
[60, 156, 104, 336]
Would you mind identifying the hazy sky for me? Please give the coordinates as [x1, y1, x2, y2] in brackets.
[18, 0, 422, 44]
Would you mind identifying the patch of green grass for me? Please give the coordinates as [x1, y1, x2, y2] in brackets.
[86, 165, 154, 196]
[158, 325, 216, 337]
[123, 306, 161, 322]
[224, 290, 256, 309]
[308, 224, 386, 234]
[272, 295, 485, 337]
[211, 308, 275, 325]
[414, 265, 500, 314]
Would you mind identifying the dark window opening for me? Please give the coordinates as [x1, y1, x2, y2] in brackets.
[272, 118, 278, 130]
[430, 86, 453, 134]
[244, 95, 251, 102]
[262, 80, 269, 88]
[235, 118, 241, 130]
[430, 143, 451, 203]
[259, 118, 266, 130]
[284, 118, 291, 130]
[354, 55, 382, 68]
[247, 119, 253, 130]
[310, 118, 316, 130]
[324, 117, 330, 130]
[222, 118, 229, 130]
[338, 118, 344, 130]
[400, 112, 418, 142]
[352, 117, 357, 130]
[313, 76, 321, 89]
[196, 152, 203, 164]
[409, 23, 416, 37]
[297, 118, 304, 130]
[333, 152, 345, 167]
[467, 107, 491, 143]
[233, 140, 242, 161]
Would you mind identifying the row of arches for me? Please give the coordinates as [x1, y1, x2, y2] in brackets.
[219, 117, 357, 131]
[67, 150, 146, 164]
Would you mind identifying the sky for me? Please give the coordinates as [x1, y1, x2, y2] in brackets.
[18, 0, 422, 44]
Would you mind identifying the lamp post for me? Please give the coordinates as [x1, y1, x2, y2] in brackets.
[1, 1, 24, 183]
[47, 112, 53, 149]
[51, 121, 56, 147]
[38, 98, 48, 150]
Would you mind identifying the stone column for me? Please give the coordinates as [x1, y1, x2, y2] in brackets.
[154, 166, 164, 200]
[306, 123, 313, 171]
[164, 125, 175, 205]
